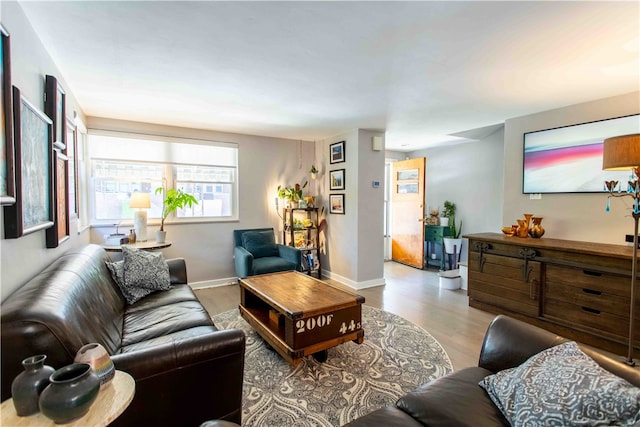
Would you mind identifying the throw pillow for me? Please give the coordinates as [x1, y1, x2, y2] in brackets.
[479, 341, 640, 427]
[122, 246, 171, 291]
[241, 231, 279, 258]
[106, 259, 155, 305]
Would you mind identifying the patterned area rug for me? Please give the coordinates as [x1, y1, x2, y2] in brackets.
[212, 305, 453, 426]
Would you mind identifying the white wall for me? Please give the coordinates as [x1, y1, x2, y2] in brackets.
[503, 91, 640, 244]
[0, 2, 90, 301]
[408, 127, 505, 261]
[87, 117, 316, 287]
[317, 129, 385, 289]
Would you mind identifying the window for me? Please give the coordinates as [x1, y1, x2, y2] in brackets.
[88, 131, 238, 225]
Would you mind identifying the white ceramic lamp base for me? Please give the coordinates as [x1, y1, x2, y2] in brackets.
[133, 210, 148, 242]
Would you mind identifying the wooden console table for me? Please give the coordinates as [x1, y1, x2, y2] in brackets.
[464, 232, 638, 358]
[0, 370, 135, 426]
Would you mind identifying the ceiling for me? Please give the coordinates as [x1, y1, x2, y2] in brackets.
[17, 1, 640, 151]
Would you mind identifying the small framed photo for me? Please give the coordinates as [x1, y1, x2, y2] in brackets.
[329, 194, 345, 215]
[330, 169, 345, 190]
[45, 75, 66, 150]
[329, 140, 345, 164]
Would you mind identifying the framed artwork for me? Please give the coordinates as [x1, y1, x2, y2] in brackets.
[4, 86, 54, 238]
[329, 194, 345, 215]
[66, 117, 78, 217]
[1, 24, 15, 205]
[329, 140, 345, 164]
[330, 169, 345, 191]
[46, 148, 69, 248]
[45, 75, 66, 150]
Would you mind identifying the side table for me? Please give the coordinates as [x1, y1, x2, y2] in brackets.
[0, 370, 135, 427]
[424, 225, 450, 270]
[102, 240, 172, 252]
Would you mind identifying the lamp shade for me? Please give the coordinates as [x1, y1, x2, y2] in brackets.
[129, 192, 151, 209]
[602, 134, 640, 170]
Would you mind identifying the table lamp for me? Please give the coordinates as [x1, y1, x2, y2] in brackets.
[602, 133, 640, 366]
[129, 192, 151, 242]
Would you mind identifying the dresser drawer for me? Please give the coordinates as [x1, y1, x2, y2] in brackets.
[545, 281, 628, 315]
[545, 264, 629, 298]
[544, 299, 627, 338]
[425, 226, 449, 242]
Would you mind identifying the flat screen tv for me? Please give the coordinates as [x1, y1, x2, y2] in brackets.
[523, 114, 640, 194]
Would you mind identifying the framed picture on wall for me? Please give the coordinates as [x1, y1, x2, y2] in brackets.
[1, 24, 15, 206]
[329, 194, 345, 214]
[329, 140, 345, 164]
[330, 169, 345, 190]
[4, 86, 54, 238]
[45, 74, 66, 150]
[66, 117, 78, 218]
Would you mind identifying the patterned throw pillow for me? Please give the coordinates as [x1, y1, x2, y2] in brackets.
[479, 341, 640, 427]
[105, 247, 171, 305]
[106, 260, 155, 304]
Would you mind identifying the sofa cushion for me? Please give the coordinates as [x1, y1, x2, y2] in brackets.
[241, 230, 279, 258]
[122, 246, 171, 291]
[397, 367, 509, 427]
[480, 341, 640, 427]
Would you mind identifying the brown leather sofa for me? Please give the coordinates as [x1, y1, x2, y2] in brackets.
[1, 244, 245, 427]
[345, 315, 640, 427]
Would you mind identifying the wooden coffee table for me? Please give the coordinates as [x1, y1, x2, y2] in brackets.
[239, 271, 365, 366]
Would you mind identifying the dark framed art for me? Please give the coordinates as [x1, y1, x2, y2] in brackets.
[45, 74, 66, 150]
[330, 169, 345, 191]
[4, 86, 54, 238]
[329, 194, 345, 215]
[66, 117, 78, 218]
[46, 147, 69, 248]
[329, 140, 345, 164]
[1, 24, 15, 205]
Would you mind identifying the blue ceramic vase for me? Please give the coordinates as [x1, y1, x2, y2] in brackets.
[11, 354, 55, 416]
[39, 363, 100, 424]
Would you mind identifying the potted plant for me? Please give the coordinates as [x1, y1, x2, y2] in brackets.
[277, 181, 307, 208]
[310, 165, 318, 180]
[154, 186, 198, 243]
[442, 200, 463, 257]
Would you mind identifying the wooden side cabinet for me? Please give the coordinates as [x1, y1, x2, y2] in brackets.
[465, 232, 638, 358]
[424, 225, 450, 270]
[283, 208, 321, 278]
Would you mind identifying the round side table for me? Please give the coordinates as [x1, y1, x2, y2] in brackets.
[1, 370, 135, 427]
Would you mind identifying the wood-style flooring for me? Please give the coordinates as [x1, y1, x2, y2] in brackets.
[194, 261, 496, 370]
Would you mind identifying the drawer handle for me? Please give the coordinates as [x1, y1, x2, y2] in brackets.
[583, 270, 603, 277]
[582, 288, 602, 296]
[581, 306, 601, 315]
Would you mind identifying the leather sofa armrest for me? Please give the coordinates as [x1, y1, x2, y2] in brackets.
[234, 246, 253, 278]
[166, 257, 187, 285]
[478, 315, 567, 373]
[277, 244, 302, 270]
[110, 328, 246, 426]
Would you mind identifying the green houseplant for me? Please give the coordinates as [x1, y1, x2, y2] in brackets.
[442, 200, 463, 259]
[154, 186, 198, 242]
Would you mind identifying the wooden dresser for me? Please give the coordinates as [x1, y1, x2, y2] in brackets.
[465, 232, 638, 358]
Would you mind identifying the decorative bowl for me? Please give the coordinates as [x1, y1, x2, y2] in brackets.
[501, 227, 515, 236]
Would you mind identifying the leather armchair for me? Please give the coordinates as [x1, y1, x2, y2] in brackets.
[233, 228, 301, 278]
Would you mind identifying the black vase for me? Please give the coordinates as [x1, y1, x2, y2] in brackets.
[39, 363, 100, 424]
[11, 354, 55, 416]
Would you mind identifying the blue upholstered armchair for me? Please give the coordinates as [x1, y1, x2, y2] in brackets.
[233, 228, 302, 278]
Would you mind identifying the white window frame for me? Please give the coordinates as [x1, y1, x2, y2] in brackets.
[87, 130, 239, 226]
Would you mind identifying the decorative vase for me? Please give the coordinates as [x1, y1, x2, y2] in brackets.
[516, 214, 533, 238]
[529, 217, 545, 238]
[11, 354, 55, 417]
[74, 343, 115, 389]
[39, 363, 100, 424]
[156, 230, 167, 243]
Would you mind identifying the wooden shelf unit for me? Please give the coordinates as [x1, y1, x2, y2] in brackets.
[283, 208, 321, 278]
[465, 232, 638, 358]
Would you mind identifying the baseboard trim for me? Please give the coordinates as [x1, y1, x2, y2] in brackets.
[321, 270, 385, 291]
[189, 277, 238, 289]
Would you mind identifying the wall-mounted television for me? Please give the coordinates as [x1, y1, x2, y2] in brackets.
[523, 114, 640, 194]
